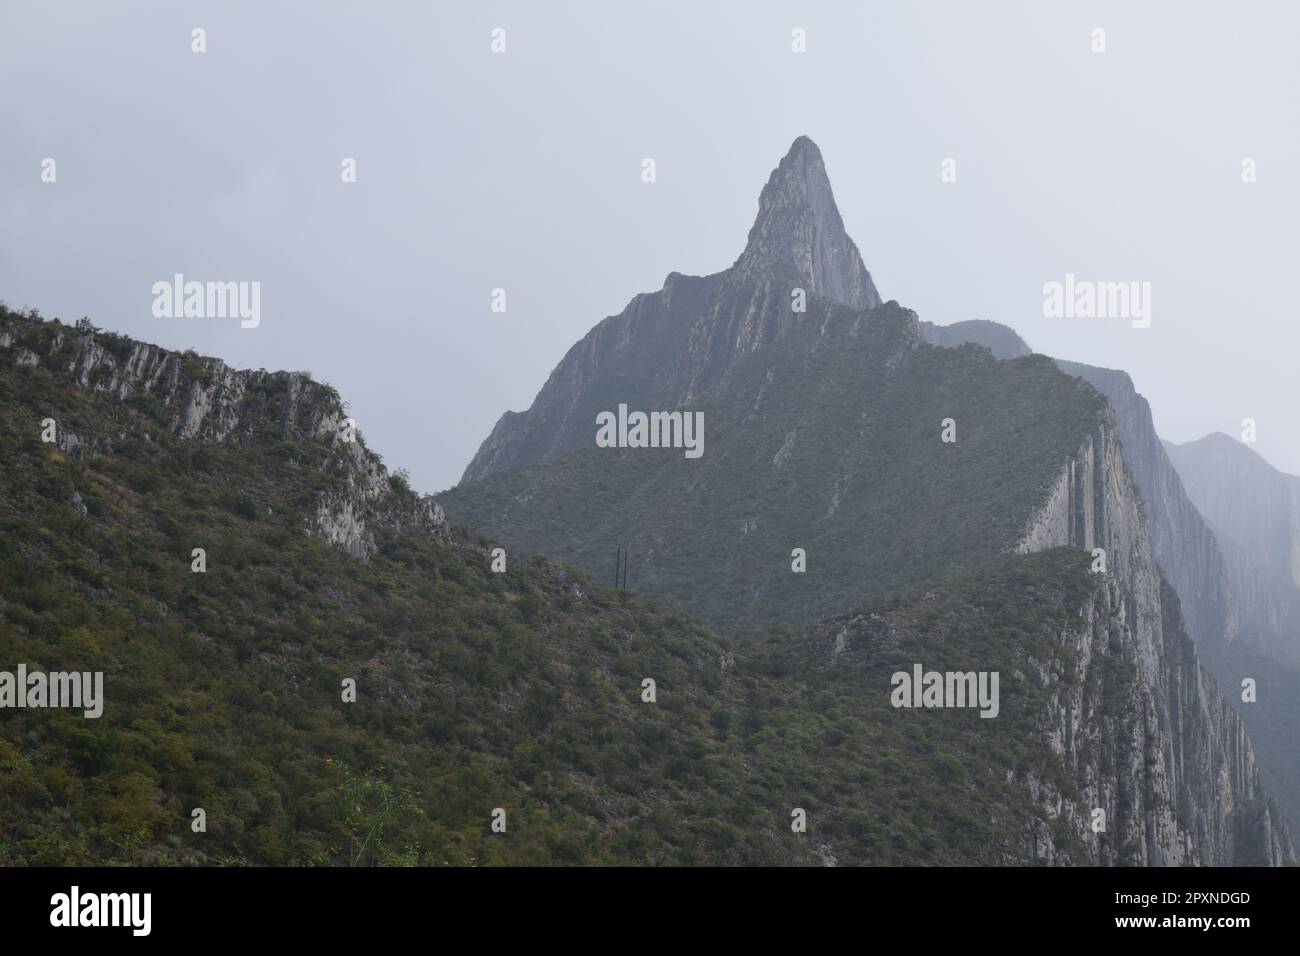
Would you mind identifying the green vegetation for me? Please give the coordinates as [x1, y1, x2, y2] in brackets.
[0, 309, 1118, 865]
[439, 300, 1107, 634]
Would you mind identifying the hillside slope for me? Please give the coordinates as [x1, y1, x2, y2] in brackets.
[443, 300, 1105, 634]
[906, 335, 1300, 836]
[9, 306, 1278, 865]
[440, 138, 1295, 865]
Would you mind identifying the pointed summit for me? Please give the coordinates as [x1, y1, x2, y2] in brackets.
[732, 136, 880, 311]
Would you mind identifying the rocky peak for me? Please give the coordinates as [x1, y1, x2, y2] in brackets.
[461, 139, 896, 483]
[731, 136, 881, 311]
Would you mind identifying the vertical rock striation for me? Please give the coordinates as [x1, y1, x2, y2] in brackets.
[1015, 416, 1293, 864]
[1165, 432, 1300, 667]
[461, 137, 882, 483]
[1053, 362, 1235, 664]
[466, 134, 1298, 864]
[730, 135, 880, 312]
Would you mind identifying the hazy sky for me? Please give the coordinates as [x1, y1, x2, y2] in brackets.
[2, 0, 1296, 492]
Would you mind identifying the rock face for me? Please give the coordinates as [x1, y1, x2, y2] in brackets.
[1052, 363, 1235, 664]
[914, 334, 1299, 841]
[730, 136, 881, 312]
[1043, 363, 1300, 831]
[1013, 416, 1292, 864]
[461, 137, 880, 483]
[926, 337, 1300, 847]
[1166, 433, 1300, 666]
[449, 136, 1294, 864]
[1163, 432, 1300, 829]
[0, 311, 446, 557]
[796, 554, 1291, 866]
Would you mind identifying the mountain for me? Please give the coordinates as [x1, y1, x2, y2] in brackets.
[1165, 433, 1300, 666]
[920, 319, 1031, 359]
[446, 300, 1105, 634]
[731, 136, 881, 312]
[1163, 432, 1300, 827]
[461, 136, 879, 485]
[10, 305, 1287, 865]
[451, 140, 1102, 631]
[442, 138, 1294, 864]
[916, 334, 1300, 839]
[1049, 364, 1235, 661]
[907, 337, 1238, 676]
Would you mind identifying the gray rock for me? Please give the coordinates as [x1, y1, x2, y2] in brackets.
[0, 312, 450, 559]
[460, 137, 883, 484]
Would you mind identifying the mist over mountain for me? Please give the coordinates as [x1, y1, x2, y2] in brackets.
[442, 138, 1294, 864]
[1163, 432, 1300, 828]
[5, 0, 1300, 918]
[1166, 432, 1300, 669]
[920, 320, 1031, 360]
[3, 297, 1291, 865]
[865, 313, 1300, 838]
[1, 136, 1293, 866]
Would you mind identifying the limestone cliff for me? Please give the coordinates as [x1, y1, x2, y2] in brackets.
[1014, 416, 1293, 864]
[451, 134, 1295, 865]
[1053, 362, 1236, 664]
[0, 310, 446, 558]
[1166, 432, 1300, 667]
[730, 135, 880, 312]
[462, 137, 881, 483]
[912, 335, 1297, 847]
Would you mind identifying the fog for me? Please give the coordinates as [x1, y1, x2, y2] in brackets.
[2, 0, 1295, 490]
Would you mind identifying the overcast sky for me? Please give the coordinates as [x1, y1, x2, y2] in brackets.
[2, 0, 1296, 491]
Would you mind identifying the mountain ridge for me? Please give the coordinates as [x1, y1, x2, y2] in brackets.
[13, 302, 1284, 865]
[4, 295, 1291, 864]
[461, 137, 885, 484]
[442, 137, 1295, 864]
[4, 133, 1294, 866]
[913, 327, 1300, 836]
[0, 309, 446, 559]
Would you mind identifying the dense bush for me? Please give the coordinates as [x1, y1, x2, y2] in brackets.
[0, 307, 1106, 866]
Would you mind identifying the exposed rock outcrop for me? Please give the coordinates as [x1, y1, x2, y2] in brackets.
[0, 311, 447, 557]
[730, 135, 880, 312]
[462, 137, 882, 483]
[1166, 432, 1300, 667]
[458, 134, 1296, 864]
[1053, 362, 1235, 664]
[920, 333, 1297, 850]
[1014, 415, 1293, 864]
